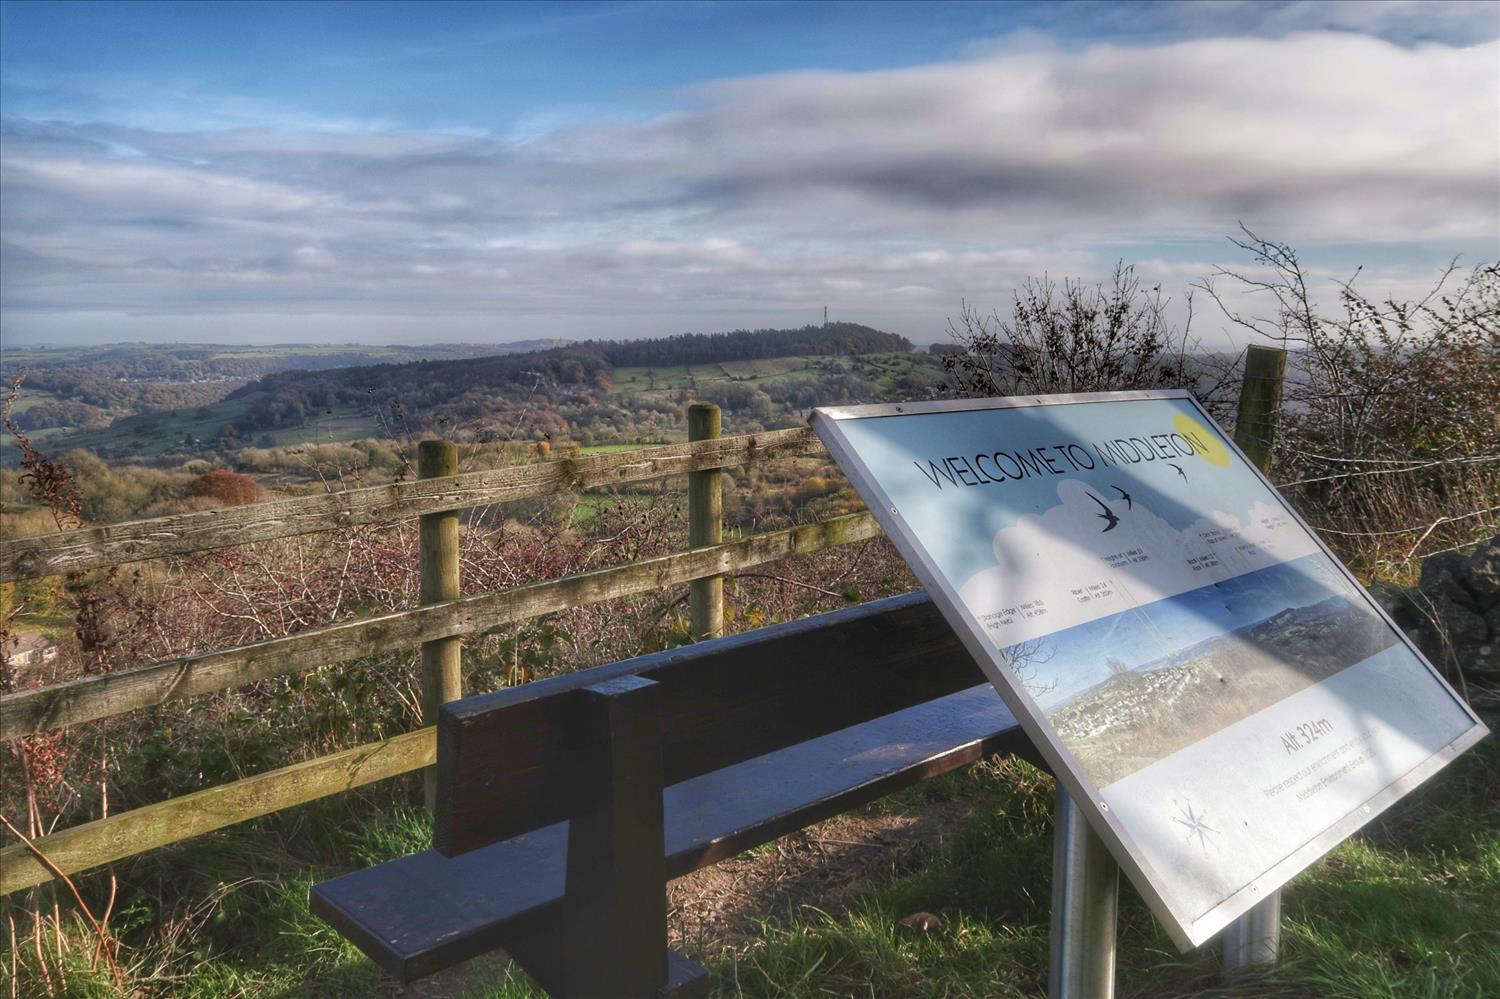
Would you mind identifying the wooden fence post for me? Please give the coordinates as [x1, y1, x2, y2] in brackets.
[688, 404, 723, 641]
[419, 439, 463, 811]
[1234, 345, 1287, 473]
[1224, 346, 1286, 975]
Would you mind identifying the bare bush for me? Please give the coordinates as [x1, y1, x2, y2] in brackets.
[939, 262, 1229, 403]
[1201, 227, 1499, 576]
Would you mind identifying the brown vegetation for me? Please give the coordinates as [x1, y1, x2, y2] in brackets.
[1202, 228, 1498, 578]
[187, 470, 263, 506]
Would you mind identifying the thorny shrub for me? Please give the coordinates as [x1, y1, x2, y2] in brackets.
[939, 261, 1234, 409]
[1200, 227, 1499, 577]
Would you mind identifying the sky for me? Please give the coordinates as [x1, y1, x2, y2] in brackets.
[1, 0, 1497, 347]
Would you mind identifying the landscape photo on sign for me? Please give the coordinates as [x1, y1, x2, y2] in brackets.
[812, 394, 1486, 946]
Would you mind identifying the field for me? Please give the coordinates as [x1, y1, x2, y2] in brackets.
[54, 400, 378, 461]
[3, 386, 57, 414]
[610, 352, 935, 399]
[612, 356, 822, 393]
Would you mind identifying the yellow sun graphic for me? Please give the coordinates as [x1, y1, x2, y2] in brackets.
[1173, 414, 1232, 468]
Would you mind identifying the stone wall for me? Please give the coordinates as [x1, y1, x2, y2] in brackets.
[1372, 535, 1499, 707]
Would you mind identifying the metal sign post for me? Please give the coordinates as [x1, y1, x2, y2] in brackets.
[1049, 788, 1119, 999]
[1222, 893, 1282, 970]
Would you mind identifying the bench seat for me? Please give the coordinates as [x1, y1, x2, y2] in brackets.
[311, 681, 1027, 982]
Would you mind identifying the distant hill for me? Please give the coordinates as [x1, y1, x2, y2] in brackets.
[584, 323, 911, 367]
[13, 322, 925, 462]
[0, 341, 570, 433]
[214, 323, 911, 437]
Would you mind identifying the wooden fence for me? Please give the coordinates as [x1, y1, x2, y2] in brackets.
[0, 359, 1284, 897]
[0, 414, 883, 894]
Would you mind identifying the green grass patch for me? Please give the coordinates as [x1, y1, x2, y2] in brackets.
[49, 397, 375, 463]
[8, 699, 1492, 997]
[577, 443, 654, 455]
[570, 492, 611, 530]
[711, 736, 1499, 999]
[613, 365, 699, 392]
[4, 387, 63, 415]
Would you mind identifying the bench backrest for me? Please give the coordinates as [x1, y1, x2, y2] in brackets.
[435, 591, 987, 856]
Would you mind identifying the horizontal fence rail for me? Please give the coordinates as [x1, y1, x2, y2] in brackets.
[0, 511, 881, 892]
[0, 427, 824, 582]
[0, 424, 883, 894]
[0, 729, 437, 895]
[2, 513, 879, 741]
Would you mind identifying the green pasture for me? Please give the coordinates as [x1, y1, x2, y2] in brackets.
[35, 399, 375, 464]
[3, 386, 62, 415]
[612, 365, 699, 392]
[576, 443, 655, 455]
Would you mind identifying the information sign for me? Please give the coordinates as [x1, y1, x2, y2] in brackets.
[812, 392, 1488, 948]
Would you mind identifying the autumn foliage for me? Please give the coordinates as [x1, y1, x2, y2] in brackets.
[188, 468, 264, 506]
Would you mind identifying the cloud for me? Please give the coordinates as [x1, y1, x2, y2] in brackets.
[1, 30, 1495, 343]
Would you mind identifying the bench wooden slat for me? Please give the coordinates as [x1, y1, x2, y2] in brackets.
[665, 683, 1036, 872]
[437, 592, 985, 856]
[311, 682, 1027, 982]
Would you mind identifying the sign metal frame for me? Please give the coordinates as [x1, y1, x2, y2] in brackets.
[812, 390, 1488, 948]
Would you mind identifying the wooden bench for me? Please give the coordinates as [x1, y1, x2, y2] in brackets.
[311, 591, 1040, 996]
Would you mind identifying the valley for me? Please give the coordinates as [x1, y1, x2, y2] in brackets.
[1049, 593, 1400, 787]
[2, 324, 944, 470]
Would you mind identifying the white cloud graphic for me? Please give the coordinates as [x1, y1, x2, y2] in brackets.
[958, 478, 1322, 647]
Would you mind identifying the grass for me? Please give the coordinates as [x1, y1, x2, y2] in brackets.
[611, 355, 857, 398]
[9, 718, 1492, 997]
[606, 352, 946, 410]
[4, 387, 62, 415]
[708, 741, 1499, 999]
[613, 365, 700, 392]
[570, 491, 613, 530]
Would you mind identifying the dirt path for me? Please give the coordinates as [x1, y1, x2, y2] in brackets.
[398, 795, 979, 996]
[668, 797, 977, 958]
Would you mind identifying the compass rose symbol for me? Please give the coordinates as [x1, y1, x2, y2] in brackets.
[1172, 800, 1218, 853]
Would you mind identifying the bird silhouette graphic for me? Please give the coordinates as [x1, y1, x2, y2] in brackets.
[1169, 462, 1189, 484]
[1086, 492, 1120, 533]
[1110, 484, 1133, 509]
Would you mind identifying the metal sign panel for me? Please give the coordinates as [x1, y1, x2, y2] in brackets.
[812, 392, 1487, 948]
